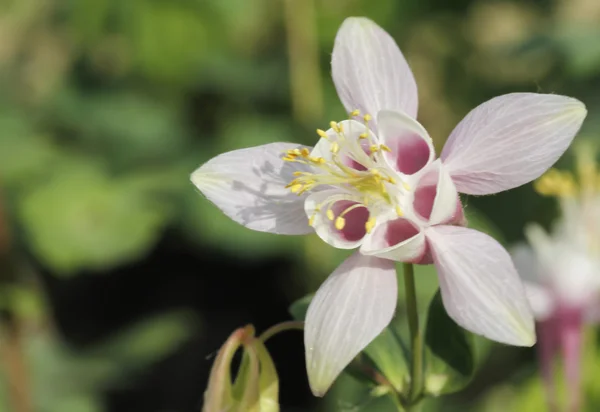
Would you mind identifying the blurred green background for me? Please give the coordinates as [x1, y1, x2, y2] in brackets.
[0, 0, 599, 411]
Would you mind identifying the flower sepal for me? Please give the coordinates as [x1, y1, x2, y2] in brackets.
[202, 325, 280, 412]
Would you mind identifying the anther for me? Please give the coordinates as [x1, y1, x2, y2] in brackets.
[326, 209, 335, 221]
[395, 206, 404, 216]
[330, 121, 340, 133]
[330, 142, 340, 154]
[381, 144, 392, 152]
[359, 133, 369, 139]
[365, 217, 376, 233]
[349, 109, 360, 117]
[317, 129, 328, 138]
[334, 216, 346, 230]
[363, 114, 372, 122]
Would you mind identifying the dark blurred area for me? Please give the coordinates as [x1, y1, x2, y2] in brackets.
[1, 0, 600, 411]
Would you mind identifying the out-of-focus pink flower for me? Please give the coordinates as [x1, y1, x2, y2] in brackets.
[192, 17, 586, 396]
[513, 158, 600, 412]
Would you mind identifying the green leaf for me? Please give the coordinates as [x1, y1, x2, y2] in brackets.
[288, 294, 313, 321]
[0, 111, 59, 185]
[424, 290, 475, 396]
[362, 329, 409, 393]
[18, 160, 169, 274]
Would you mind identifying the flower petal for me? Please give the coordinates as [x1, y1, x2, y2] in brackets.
[191, 143, 313, 235]
[310, 120, 376, 171]
[304, 252, 397, 396]
[426, 225, 536, 346]
[441, 93, 587, 195]
[305, 190, 369, 249]
[332, 17, 418, 124]
[377, 110, 434, 175]
[412, 160, 459, 225]
[360, 218, 426, 262]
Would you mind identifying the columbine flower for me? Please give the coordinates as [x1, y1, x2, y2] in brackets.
[191, 17, 586, 395]
[512, 153, 600, 412]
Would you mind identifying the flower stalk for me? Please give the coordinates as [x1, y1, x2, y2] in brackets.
[403, 263, 423, 410]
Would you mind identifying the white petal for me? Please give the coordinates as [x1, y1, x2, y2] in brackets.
[305, 252, 397, 396]
[441, 93, 587, 195]
[377, 110, 434, 175]
[332, 17, 418, 124]
[305, 190, 368, 249]
[310, 120, 376, 169]
[412, 160, 459, 225]
[426, 225, 536, 346]
[360, 218, 426, 262]
[191, 143, 313, 235]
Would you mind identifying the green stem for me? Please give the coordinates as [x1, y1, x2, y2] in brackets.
[259, 321, 304, 343]
[403, 263, 423, 408]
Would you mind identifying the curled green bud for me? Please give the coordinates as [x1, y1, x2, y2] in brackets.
[203, 325, 279, 412]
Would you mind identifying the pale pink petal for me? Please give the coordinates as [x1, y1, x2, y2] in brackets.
[360, 218, 425, 262]
[377, 110, 434, 175]
[191, 143, 313, 234]
[304, 252, 397, 396]
[511, 244, 557, 320]
[426, 225, 536, 346]
[412, 160, 459, 225]
[305, 190, 369, 249]
[332, 17, 418, 124]
[558, 307, 583, 412]
[441, 93, 587, 195]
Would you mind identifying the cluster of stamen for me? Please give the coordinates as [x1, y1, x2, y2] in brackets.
[282, 110, 408, 234]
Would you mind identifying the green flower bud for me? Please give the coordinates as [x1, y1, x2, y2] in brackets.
[202, 325, 279, 412]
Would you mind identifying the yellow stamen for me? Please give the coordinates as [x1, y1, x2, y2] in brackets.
[330, 121, 340, 133]
[381, 144, 392, 152]
[326, 209, 334, 221]
[363, 114, 372, 122]
[395, 205, 404, 216]
[349, 109, 360, 117]
[308, 215, 316, 226]
[317, 129, 328, 138]
[331, 142, 340, 154]
[335, 216, 346, 230]
[359, 133, 369, 139]
[365, 217, 376, 233]
[289, 184, 303, 193]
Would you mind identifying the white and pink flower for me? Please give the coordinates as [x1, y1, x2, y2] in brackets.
[513, 176, 600, 411]
[191, 17, 586, 395]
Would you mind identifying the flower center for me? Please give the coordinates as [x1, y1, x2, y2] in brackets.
[282, 111, 410, 233]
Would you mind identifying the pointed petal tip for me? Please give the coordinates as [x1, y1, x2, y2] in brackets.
[308, 379, 329, 398]
[341, 16, 376, 26]
[562, 97, 587, 118]
[189, 165, 214, 189]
